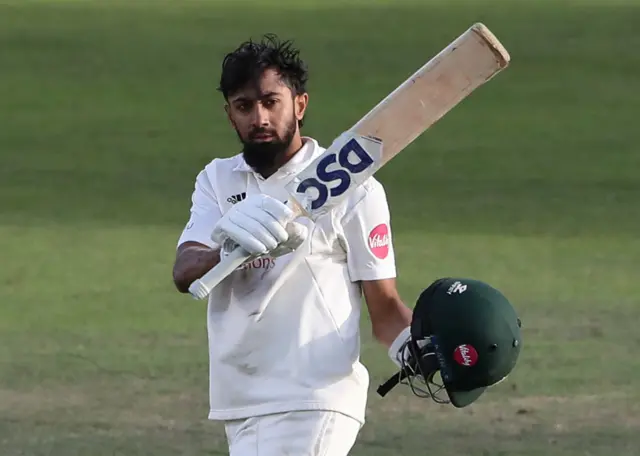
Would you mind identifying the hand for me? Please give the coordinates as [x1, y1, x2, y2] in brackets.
[388, 327, 430, 370]
[388, 327, 413, 369]
[211, 194, 307, 257]
[268, 220, 308, 258]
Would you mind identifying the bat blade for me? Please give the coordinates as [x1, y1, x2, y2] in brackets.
[284, 22, 510, 220]
[351, 22, 510, 166]
[188, 22, 511, 300]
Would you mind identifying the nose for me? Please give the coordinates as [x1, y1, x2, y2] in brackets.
[251, 103, 270, 127]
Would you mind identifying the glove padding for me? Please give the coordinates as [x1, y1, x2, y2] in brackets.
[268, 220, 308, 258]
[388, 327, 413, 369]
[212, 194, 308, 257]
[388, 327, 430, 370]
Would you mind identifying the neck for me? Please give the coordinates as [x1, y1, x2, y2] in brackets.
[258, 134, 304, 179]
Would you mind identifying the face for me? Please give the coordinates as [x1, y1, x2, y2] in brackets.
[225, 68, 308, 174]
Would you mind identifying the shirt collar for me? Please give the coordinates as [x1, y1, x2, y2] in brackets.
[232, 136, 321, 178]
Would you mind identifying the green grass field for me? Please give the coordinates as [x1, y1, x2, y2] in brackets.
[1, 0, 639, 454]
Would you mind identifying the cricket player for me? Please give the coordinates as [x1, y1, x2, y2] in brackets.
[171, 34, 522, 455]
[172, 34, 413, 455]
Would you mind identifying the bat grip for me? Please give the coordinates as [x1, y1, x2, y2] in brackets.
[188, 246, 251, 299]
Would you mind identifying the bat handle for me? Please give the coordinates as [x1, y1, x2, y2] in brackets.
[188, 246, 251, 299]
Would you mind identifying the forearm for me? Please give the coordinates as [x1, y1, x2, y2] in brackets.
[172, 243, 221, 293]
[371, 298, 413, 348]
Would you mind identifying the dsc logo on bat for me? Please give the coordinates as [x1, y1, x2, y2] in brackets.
[288, 134, 382, 212]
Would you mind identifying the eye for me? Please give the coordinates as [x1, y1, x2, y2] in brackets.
[233, 101, 252, 113]
[263, 98, 277, 108]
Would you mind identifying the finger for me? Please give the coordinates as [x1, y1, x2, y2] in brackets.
[285, 221, 308, 245]
[252, 213, 290, 244]
[228, 212, 280, 251]
[259, 196, 294, 224]
[217, 218, 269, 255]
[287, 221, 308, 238]
[211, 225, 228, 244]
[238, 207, 290, 244]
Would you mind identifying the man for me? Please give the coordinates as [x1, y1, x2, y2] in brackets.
[172, 34, 413, 455]
[171, 35, 523, 455]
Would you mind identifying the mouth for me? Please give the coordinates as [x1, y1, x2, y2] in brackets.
[250, 131, 276, 141]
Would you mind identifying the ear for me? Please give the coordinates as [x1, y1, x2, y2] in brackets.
[294, 93, 309, 122]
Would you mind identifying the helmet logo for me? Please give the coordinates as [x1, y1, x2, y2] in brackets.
[453, 344, 478, 367]
[447, 281, 467, 295]
[368, 224, 390, 259]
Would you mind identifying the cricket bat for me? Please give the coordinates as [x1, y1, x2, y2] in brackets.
[188, 22, 511, 300]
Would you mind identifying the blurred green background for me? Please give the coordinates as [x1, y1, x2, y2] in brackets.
[1, 0, 639, 454]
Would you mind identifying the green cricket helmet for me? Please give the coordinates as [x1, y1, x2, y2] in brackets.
[377, 278, 522, 408]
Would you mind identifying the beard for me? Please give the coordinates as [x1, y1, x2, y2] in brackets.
[238, 117, 297, 174]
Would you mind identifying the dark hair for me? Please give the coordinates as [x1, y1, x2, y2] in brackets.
[218, 34, 309, 123]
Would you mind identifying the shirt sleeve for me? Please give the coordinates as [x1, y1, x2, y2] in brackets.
[339, 179, 397, 282]
[176, 166, 223, 250]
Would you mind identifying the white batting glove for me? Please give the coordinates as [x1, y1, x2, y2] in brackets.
[211, 194, 307, 257]
[388, 327, 413, 369]
[268, 220, 308, 258]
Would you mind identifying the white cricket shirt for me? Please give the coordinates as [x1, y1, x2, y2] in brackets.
[177, 137, 397, 425]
